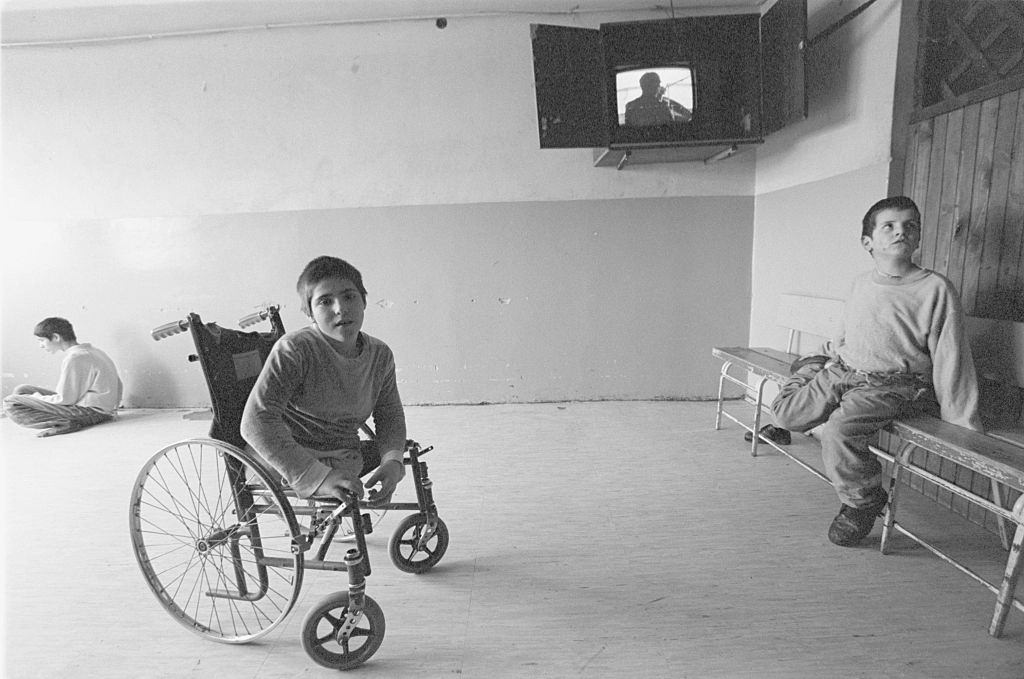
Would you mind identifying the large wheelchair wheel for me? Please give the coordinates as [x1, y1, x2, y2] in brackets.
[129, 438, 304, 643]
[388, 514, 449, 574]
[302, 592, 385, 670]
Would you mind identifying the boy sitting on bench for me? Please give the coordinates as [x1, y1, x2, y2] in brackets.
[770, 196, 983, 547]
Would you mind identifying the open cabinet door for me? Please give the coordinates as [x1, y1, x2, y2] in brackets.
[760, 0, 807, 136]
[530, 24, 607, 148]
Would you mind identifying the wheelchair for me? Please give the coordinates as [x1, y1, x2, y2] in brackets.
[129, 305, 449, 670]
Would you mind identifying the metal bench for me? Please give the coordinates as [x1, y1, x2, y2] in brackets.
[712, 293, 1024, 637]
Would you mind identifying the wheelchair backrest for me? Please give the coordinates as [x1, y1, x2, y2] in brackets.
[187, 309, 286, 449]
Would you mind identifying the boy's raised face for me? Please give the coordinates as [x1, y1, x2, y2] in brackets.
[861, 207, 921, 260]
[310, 276, 366, 350]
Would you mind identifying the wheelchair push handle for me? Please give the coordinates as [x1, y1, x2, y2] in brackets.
[238, 304, 281, 329]
[151, 318, 190, 341]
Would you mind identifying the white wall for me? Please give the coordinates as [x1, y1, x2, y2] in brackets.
[1, 10, 756, 407]
[2, 11, 754, 220]
[754, 0, 901, 198]
[749, 0, 902, 351]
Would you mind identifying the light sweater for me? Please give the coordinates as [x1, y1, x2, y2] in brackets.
[39, 343, 122, 413]
[240, 326, 406, 498]
[836, 268, 982, 431]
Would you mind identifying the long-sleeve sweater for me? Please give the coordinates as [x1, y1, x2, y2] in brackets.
[240, 326, 406, 498]
[39, 343, 122, 413]
[836, 268, 983, 431]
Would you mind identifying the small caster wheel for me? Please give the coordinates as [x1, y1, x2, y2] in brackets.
[301, 592, 385, 670]
[388, 514, 449, 574]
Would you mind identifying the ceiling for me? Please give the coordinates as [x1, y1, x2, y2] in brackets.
[3, 0, 765, 10]
[2, 0, 772, 45]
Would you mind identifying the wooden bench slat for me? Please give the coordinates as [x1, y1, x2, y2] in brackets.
[712, 346, 796, 382]
[889, 417, 1024, 491]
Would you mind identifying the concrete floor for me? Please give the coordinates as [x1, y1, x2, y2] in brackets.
[3, 401, 1024, 678]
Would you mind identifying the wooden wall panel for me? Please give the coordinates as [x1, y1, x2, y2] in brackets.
[975, 91, 1019, 318]
[962, 96, 1001, 313]
[934, 106, 963, 274]
[998, 91, 1024, 320]
[946, 102, 981, 296]
[904, 87, 1024, 322]
[921, 114, 948, 268]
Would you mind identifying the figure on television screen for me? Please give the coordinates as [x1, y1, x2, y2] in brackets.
[624, 72, 692, 127]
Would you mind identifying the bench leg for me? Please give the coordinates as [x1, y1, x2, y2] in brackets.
[990, 480, 1011, 551]
[880, 442, 914, 555]
[749, 376, 770, 458]
[714, 360, 732, 430]
[989, 494, 1024, 637]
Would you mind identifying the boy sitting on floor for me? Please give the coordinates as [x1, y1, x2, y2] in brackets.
[770, 196, 983, 547]
[3, 317, 122, 437]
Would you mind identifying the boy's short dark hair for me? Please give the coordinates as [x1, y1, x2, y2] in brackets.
[862, 195, 921, 238]
[296, 256, 368, 316]
[33, 317, 76, 342]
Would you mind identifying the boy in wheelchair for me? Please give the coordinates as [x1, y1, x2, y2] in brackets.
[241, 255, 407, 506]
[134, 254, 446, 670]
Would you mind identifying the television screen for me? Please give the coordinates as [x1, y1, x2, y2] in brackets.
[615, 66, 694, 127]
[601, 15, 762, 148]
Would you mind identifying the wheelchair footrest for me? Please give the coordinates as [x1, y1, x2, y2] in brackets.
[300, 558, 350, 572]
[259, 554, 349, 571]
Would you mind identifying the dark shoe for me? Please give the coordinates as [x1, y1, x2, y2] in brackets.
[790, 354, 829, 374]
[827, 491, 888, 547]
[744, 424, 791, 445]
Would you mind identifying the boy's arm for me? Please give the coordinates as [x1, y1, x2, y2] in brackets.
[364, 348, 407, 505]
[37, 354, 91, 406]
[370, 348, 407, 467]
[240, 342, 332, 497]
[929, 285, 984, 432]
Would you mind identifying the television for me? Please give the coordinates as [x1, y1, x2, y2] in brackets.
[531, 0, 806, 156]
[615, 66, 695, 127]
[601, 15, 762, 148]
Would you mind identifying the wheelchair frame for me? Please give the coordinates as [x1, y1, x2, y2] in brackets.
[130, 305, 449, 670]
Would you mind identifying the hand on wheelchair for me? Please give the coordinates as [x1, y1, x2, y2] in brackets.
[363, 459, 405, 507]
[313, 468, 364, 503]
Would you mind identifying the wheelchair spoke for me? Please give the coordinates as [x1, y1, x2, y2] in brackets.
[135, 524, 199, 549]
[143, 468, 203, 537]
